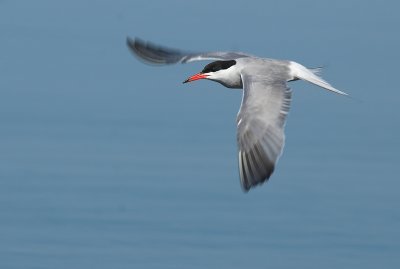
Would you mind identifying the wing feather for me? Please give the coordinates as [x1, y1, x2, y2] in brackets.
[127, 37, 252, 65]
[237, 74, 292, 191]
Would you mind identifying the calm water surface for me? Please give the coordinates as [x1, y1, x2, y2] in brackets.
[0, 1, 399, 268]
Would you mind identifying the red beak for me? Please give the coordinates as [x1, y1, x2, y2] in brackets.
[183, 73, 208, 84]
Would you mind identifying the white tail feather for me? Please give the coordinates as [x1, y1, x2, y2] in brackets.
[310, 67, 323, 76]
[289, 61, 348, 96]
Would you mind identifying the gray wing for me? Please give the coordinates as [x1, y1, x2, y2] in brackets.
[127, 37, 252, 64]
[237, 74, 292, 191]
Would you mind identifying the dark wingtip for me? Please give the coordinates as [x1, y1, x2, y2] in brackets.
[238, 148, 275, 193]
[126, 36, 135, 50]
[241, 185, 250, 193]
[126, 36, 144, 57]
[126, 36, 187, 65]
[126, 36, 140, 57]
[126, 36, 162, 65]
[126, 36, 134, 48]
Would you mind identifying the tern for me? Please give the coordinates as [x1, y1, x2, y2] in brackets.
[127, 37, 347, 192]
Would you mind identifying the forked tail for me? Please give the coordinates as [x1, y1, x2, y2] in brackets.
[289, 61, 348, 96]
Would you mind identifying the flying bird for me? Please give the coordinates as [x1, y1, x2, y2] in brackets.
[127, 37, 347, 192]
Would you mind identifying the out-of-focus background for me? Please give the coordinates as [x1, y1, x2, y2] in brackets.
[0, 1, 399, 268]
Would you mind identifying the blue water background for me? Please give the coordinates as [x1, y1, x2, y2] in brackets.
[0, 1, 399, 268]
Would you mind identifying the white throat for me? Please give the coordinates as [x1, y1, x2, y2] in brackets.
[207, 66, 242, 89]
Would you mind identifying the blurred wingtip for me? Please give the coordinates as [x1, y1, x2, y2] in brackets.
[126, 36, 181, 65]
[126, 36, 140, 53]
[126, 36, 162, 65]
[126, 36, 135, 54]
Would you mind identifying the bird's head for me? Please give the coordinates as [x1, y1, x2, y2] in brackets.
[183, 60, 237, 84]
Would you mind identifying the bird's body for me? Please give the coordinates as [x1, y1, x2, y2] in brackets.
[127, 37, 347, 192]
[207, 58, 290, 89]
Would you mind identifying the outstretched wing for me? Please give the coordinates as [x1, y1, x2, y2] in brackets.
[237, 73, 292, 191]
[127, 37, 252, 64]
